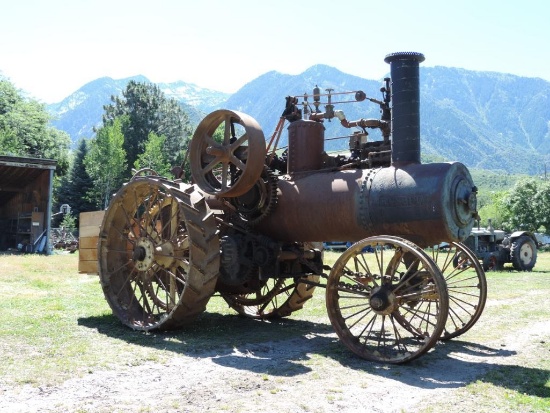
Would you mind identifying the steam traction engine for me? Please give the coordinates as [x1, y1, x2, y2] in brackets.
[98, 52, 487, 364]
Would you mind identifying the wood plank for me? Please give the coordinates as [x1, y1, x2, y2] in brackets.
[79, 248, 98, 261]
[79, 211, 104, 274]
[79, 225, 102, 238]
[79, 236, 98, 249]
[79, 211, 105, 227]
[78, 260, 98, 274]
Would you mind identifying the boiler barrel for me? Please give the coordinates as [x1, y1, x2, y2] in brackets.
[256, 162, 477, 247]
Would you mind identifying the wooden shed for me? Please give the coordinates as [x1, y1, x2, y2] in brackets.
[0, 155, 57, 254]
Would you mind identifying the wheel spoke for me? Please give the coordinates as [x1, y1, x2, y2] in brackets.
[229, 154, 247, 171]
[230, 133, 249, 150]
[201, 156, 222, 174]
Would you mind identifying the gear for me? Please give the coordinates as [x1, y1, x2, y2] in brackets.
[219, 233, 256, 286]
[229, 166, 278, 227]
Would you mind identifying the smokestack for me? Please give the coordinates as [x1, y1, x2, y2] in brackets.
[384, 52, 425, 166]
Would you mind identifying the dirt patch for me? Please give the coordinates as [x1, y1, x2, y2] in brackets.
[2, 320, 547, 413]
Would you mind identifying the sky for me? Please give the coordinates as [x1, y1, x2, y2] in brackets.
[1, 0, 549, 103]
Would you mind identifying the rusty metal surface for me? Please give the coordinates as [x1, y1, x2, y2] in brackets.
[287, 120, 325, 174]
[256, 162, 476, 246]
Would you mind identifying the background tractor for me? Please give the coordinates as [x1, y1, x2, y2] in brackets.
[462, 221, 537, 271]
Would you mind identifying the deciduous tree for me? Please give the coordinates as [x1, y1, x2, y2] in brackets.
[0, 78, 70, 174]
[503, 178, 544, 232]
[134, 132, 171, 177]
[85, 117, 127, 209]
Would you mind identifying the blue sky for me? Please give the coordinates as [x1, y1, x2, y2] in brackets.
[1, 0, 549, 103]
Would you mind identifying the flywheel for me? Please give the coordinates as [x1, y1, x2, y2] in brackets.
[190, 109, 267, 197]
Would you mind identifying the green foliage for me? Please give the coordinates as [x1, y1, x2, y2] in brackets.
[478, 190, 510, 230]
[468, 170, 550, 233]
[469, 168, 527, 209]
[134, 132, 172, 177]
[533, 180, 550, 233]
[55, 139, 96, 224]
[59, 212, 76, 232]
[0, 78, 71, 174]
[84, 117, 127, 209]
[502, 178, 550, 232]
[102, 80, 193, 173]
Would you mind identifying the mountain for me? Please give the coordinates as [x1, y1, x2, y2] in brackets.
[47, 76, 229, 141]
[419, 67, 550, 173]
[47, 66, 550, 175]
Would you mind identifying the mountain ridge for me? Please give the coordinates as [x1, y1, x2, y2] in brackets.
[46, 65, 550, 175]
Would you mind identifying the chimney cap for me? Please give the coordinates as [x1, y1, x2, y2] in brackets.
[384, 52, 425, 64]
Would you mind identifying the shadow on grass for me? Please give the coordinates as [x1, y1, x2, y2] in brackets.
[78, 312, 549, 399]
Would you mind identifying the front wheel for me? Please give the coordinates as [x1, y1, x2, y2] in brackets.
[326, 236, 448, 364]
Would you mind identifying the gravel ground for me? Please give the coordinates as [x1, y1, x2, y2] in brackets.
[2, 319, 548, 413]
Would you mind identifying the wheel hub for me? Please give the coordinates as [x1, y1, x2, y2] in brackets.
[369, 285, 397, 315]
[133, 238, 155, 271]
[206, 144, 231, 162]
[133, 238, 175, 271]
[520, 244, 533, 264]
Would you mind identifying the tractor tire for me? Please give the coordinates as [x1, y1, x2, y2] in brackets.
[482, 253, 503, 271]
[511, 235, 537, 271]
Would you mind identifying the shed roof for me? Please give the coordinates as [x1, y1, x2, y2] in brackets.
[0, 155, 57, 205]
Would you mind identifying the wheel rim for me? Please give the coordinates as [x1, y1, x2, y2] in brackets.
[98, 178, 219, 330]
[326, 236, 448, 364]
[430, 242, 487, 340]
[519, 243, 534, 265]
[190, 110, 266, 197]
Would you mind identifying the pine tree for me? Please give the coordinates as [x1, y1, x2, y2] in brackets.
[102, 81, 193, 174]
[56, 139, 96, 225]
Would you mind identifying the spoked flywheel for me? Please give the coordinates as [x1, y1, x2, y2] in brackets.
[98, 178, 219, 331]
[189, 109, 266, 197]
[429, 242, 487, 340]
[326, 235, 449, 364]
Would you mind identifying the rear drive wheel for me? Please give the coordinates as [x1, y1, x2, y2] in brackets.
[98, 178, 219, 331]
[221, 275, 318, 318]
[511, 236, 537, 271]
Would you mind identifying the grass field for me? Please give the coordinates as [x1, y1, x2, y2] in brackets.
[0, 251, 549, 412]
